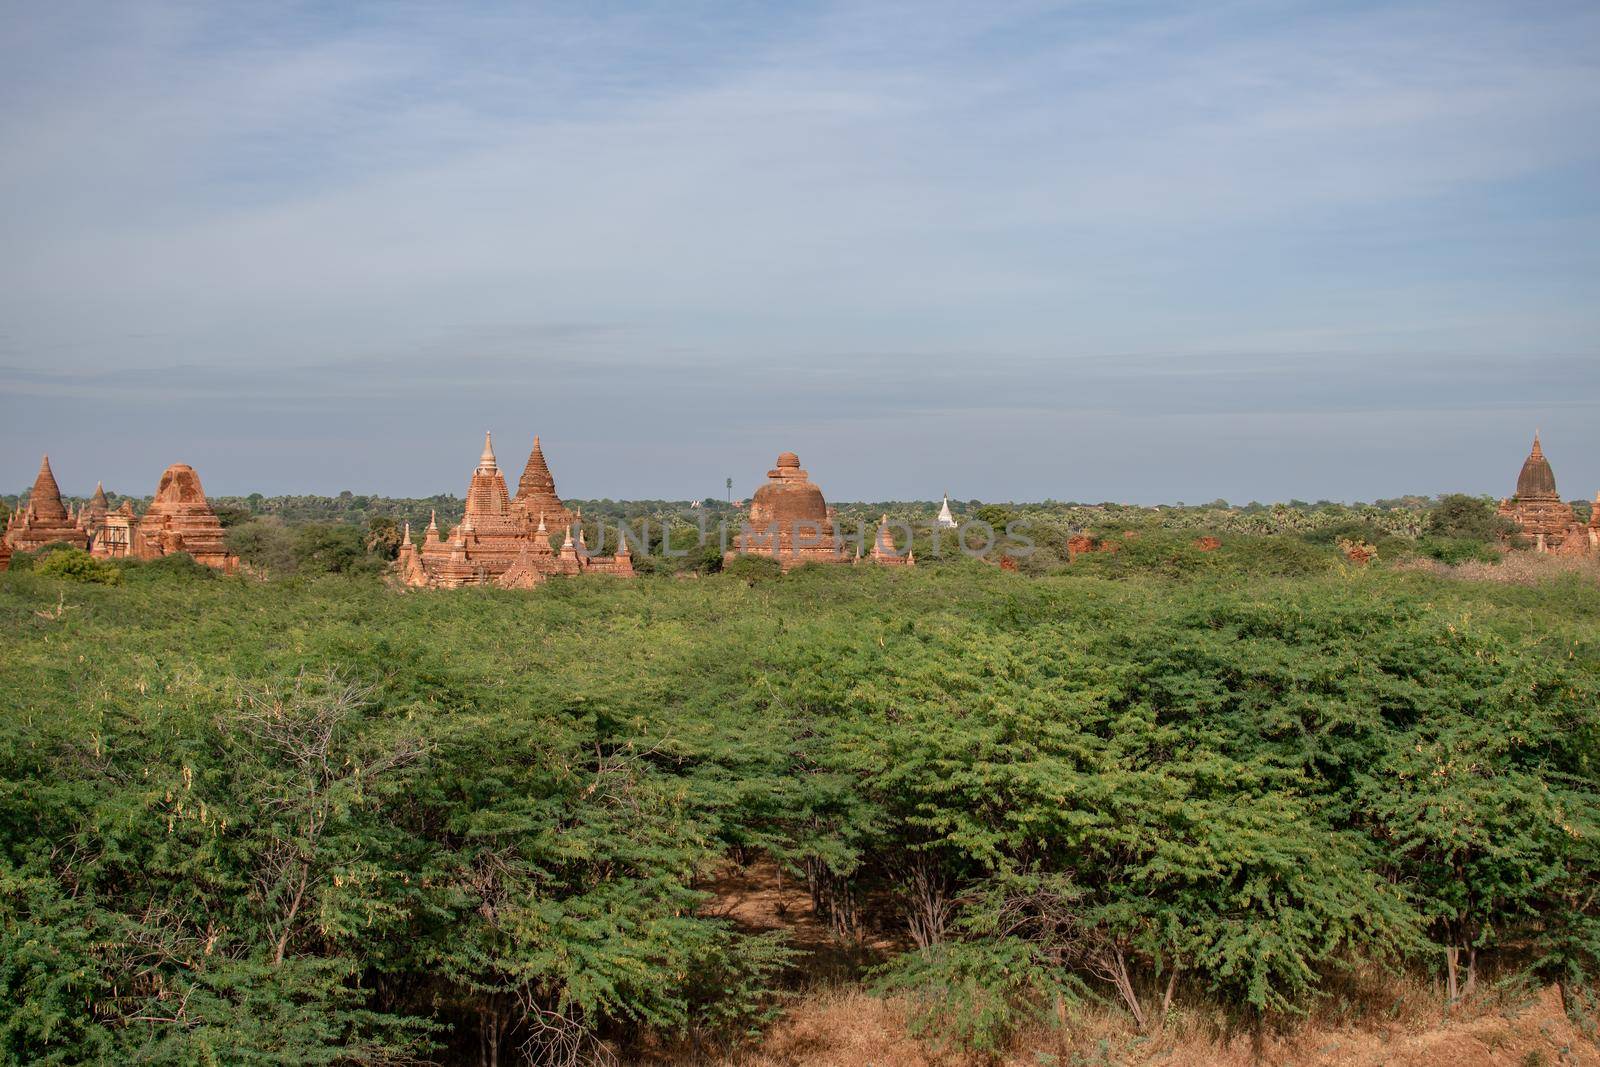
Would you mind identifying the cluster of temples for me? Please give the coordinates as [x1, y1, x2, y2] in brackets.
[396, 433, 632, 588]
[394, 439, 915, 587]
[2, 457, 237, 572]
[8, 430, 1592, 584]
[1498, 434, 1600, 554]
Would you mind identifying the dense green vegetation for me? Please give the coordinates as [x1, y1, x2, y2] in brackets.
[3, 520, 1599, 1064]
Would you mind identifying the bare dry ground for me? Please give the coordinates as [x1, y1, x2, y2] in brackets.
[651, 862, 1600, 1067]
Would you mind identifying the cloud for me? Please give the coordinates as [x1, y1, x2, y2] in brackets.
[1, 1, 1596, 500]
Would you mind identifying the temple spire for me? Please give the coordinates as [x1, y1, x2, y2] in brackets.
[29, 455, 69, 522]
[478, 431, 497, 471]
[1516, 431, 1558, 499]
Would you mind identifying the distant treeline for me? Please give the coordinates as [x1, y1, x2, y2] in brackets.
[10, 490, 1577, 582]
[2, 487, 1538, 537]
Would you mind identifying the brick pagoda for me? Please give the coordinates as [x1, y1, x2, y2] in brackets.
[1498, 434, 1580, 551]
[869, 514, 914, 566]
[5, 456, 89, 553]
[398, 432, 631, 588]
[129, 464, 239, 571]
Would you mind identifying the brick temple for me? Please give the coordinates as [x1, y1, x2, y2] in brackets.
[4, 456, 89, 554]
[3, 456, 238, 572]
[1497, 433, 1596, 553]
[870, 514, 915, 567]
[395, 432, 632, 588]
[126, 464, 239, 571]
[728, 451, 912, 570]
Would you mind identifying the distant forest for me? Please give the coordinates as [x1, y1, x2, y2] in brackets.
[6, 486, 1530, 537]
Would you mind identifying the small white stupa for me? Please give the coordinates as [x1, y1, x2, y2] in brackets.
[935, 492, 958, 529]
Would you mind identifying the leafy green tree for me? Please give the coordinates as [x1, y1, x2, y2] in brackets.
[293, 524, 382, 575]
[974, 504, 1014, 530]
[1427, 494, 1516, 542]
[227, 519, 300, 575]
[365, 517, 402, 561]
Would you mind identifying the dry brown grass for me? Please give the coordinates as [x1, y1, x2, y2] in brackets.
[1391, 551, 1600, 585]
[643, 982, 1597, 1067]
[637, 861, 1600, 1067]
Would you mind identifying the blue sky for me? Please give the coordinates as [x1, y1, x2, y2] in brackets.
[2, 0, 1597, 503]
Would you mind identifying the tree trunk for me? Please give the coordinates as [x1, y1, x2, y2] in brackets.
[1158, 967, 1180, 1030]
[480, 1007, 501, 1067]
[1111, 948, 1147, 1031]
[273, 860, 310, 966]
[1445, 945, 1459, 1006]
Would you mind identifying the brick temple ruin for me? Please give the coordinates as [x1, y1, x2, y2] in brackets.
[727, 451, 913, 570]
[1498, 433, 1599, 554]
[3, 456, 238, 572]
[395, 433, 633, 588]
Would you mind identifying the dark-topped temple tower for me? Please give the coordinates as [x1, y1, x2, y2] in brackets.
[1498, 433, 1577, 551]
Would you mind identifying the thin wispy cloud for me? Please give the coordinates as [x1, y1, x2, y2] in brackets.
[2, 1, 1596, 502]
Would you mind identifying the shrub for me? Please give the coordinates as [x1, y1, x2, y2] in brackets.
[721, 554, 784, 582]
[116, 553, 217, 583]
[1215, 534, 1337, 576]
[1414, 536, 1500, 565]
[1302, 519, 1395, 551]
[34, 547, 121, 585]
[3, 540, 83, 573]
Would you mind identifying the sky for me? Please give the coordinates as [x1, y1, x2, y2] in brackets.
[2, 0, 1597, 504]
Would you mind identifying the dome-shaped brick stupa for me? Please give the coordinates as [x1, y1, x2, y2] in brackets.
[728, 451, 850, 570]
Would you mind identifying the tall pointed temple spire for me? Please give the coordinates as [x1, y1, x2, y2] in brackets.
[1515, 430, 1559, 500]
[80, 481, 109, 536]
[512, 433, 573, 529]
[872, 513, 913, 566]
[935, 491, 957, 529]
[1500, 430, 1576, 551]
[30, 455, 68, 522]
[479, 431, 498, 471]
[5, 454, 88, 552]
